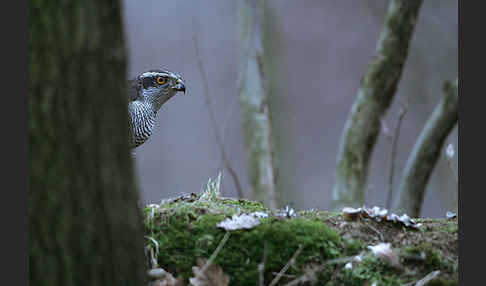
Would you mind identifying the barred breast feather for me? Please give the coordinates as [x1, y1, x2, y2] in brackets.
[128, 101, 156, 148]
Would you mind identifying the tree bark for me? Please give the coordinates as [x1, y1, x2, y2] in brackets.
[331, 0, 423, 210]
[394, 79, 458, 217]
[238, 0, 278, 209]
[29, 1, 146, 285]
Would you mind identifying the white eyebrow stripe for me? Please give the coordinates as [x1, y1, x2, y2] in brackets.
[139, 70, 185, 83]
[141, 71, 168, 78]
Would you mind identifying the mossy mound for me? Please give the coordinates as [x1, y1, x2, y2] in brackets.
[143, 190, 457, 285]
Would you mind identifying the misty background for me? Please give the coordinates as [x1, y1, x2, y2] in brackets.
[121, 0, 457, 218]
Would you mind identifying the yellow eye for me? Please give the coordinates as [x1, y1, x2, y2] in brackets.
[156, 76, 167, 85]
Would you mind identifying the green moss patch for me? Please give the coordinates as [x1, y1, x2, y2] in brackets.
[143, 190, 457, 285]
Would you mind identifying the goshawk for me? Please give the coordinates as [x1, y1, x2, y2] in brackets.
[128, 69, 186, 149]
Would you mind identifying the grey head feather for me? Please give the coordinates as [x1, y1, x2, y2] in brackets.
[127, 68, 185, 103]
[128, 78, 143, 102]
[127, 68, 186, 149]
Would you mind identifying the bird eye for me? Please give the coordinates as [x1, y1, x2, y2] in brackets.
[156, 76, 167, 85]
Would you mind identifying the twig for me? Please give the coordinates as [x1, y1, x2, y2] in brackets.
[284, 255, 357, 286]
[446, 155, 458, 212]
[331, 0, 423, 210]
[364, 222, 385, 242]
[283, 275, 312, 286]
[394, 78, 458, 216]
[258, 241, 268, 286]
[268, 244, 303, 286]
[380, 117, 392, 140]
[414, 270, 441, 286]
[221, 101, 238, 146]
[192, 34, 244, 199]
[270, 273, 296, 279]
[403, 270, 440, 286]
[217, 101, 238, 172]
[386, 102, 408, 209]
[197, 231, 231, 278]
[446, 159, 458, 183]
[284, 254, 366, 286]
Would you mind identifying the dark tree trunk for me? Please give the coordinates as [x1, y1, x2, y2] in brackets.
[29, 1, 146, 285]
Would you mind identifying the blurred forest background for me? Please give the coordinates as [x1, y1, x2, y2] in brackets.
[122, 0, 457, 218]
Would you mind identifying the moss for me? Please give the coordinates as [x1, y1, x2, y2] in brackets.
[426, 278, 458, 286]
[144, 189, 457, 285]
[401, 244, 442, 270]
[335, 256, 403, 286]
[400, 243, 458, 283]
[439, 222, 458, 234]
[219, 198, 268, 212]
[146, 201, 341, 285]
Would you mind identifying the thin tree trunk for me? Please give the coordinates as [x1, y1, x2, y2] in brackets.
[238, 0, 278, 209]
[29, 1, 146, 285]
[331, 0, 423, 210]
[394, 78, 458, 217]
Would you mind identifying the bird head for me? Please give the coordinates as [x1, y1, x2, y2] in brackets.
[135, 69, 186, 110]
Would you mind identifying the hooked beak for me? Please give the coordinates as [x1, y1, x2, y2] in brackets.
[173, 81, 186, 94]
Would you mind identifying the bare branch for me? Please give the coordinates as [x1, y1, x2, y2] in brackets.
[282, 254, 365, 286]
[380, 117, 392, 140]
[238, 0, 278, 209]
[447, 159, 458, 183]
[386, 102, 408, 209]
[403, 270, 441, 286]
[445, 143, 458, 212]
[193, 35, 245, 199]
[394, 78, 458, 216]
[364, 221, 385, 242]
[268, 244, 303, 286]
[331, 0, 423, 210]
[196, 231, 231, 279]
[258, 241, 268, 286]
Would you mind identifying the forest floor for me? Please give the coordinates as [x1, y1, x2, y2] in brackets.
[143, 178, 458, 286]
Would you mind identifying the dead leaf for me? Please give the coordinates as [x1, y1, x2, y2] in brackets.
[189, 258, 229, 286]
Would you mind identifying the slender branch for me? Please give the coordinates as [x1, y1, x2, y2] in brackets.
[403, 270, 441, 286]
[282, 254, 364, 286]
[282, 275, 311, 286]
[394, 78, 458, 216]
[217, 101, 238, 171]
[446, 158, 458, 183]
[221, 101, 238, 146]
[364, 221, 385, 242]
[448, 159, 458, 213]
[386, 102, 408, 209]
[445, 144, 458, 212]
[196, 231, 231, 278]
[331, 0, 423, 210]
[258, 241, 268, 286]
[380, 117, 392, 140]
[193, 35, 245, 199]
[268, 245, 303, 286]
